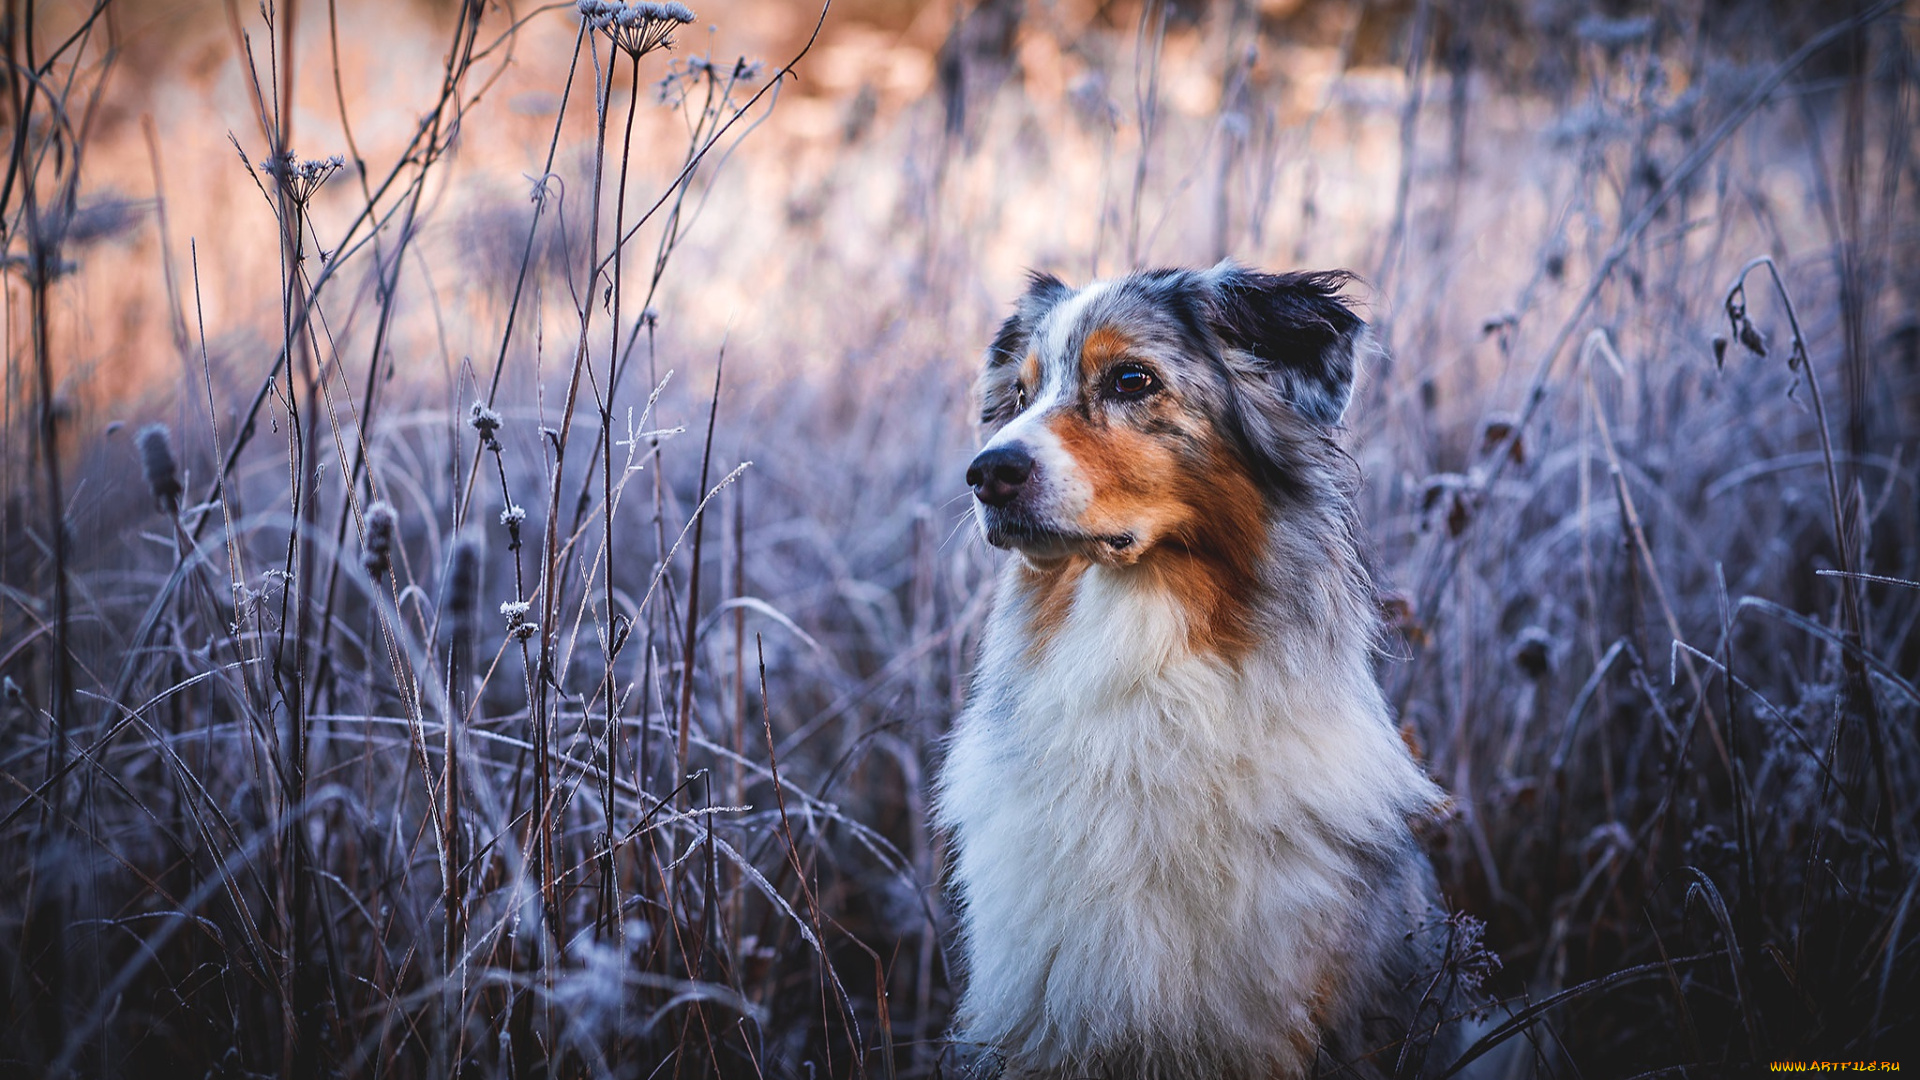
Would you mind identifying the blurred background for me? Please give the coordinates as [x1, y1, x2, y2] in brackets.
[3, 0, 1917, 1075]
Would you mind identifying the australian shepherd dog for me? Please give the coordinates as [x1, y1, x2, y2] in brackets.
[938, 263, 1464, 1079]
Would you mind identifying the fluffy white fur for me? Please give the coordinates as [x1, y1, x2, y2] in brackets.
[938, 553, 1447, 1078]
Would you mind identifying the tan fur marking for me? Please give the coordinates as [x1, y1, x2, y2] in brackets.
[1145, 451, 1267, 662]
[1018, 352, 1040, 396]
[1079, 325, 1131, 378]
[1013, 557, 1087, 658]
[1399, 719, 1428, 764]
[1281, 1025, 1320, 1074]
[1047, 413, 1183, 545]
[1048, 413, 1269, 663]
[1306, 965, 1349, 1032]
[1287, 967, 1358, 1074]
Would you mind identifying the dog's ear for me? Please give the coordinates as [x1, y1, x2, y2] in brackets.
[979, 270, 1072, 425]
[1202, 263, 1366, 427]
[987, 270, 1072, 368]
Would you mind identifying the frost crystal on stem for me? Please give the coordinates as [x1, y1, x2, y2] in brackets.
[500, 503, 526, 551]
[470, 402, 504, 446]
[500, 600, 538, 642]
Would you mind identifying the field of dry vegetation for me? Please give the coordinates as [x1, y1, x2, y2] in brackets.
[2, 0, 1917, 1075]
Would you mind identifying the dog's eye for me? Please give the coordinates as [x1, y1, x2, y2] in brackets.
[1109, 366, 1157, 398]
[1014, 385, 1030, 412]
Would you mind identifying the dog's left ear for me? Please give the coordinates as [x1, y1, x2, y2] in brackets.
[1202, 263, 1366, 427]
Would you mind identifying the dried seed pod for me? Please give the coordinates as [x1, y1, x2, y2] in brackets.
[469, 402, 503, 447]
[500, 600, 538, 642]
[1378, 591, 1425, 648]
[499, 503, 527, 552]
[444, 535, 483, 630]
[363, 501, 398, 578]
[135, 423, 183, 504]
[1511, 627, 1554, 680]
[1481, 415, 1525, 465]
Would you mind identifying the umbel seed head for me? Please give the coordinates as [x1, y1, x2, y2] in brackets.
[581, 0, 695, 58]
[255, 151, 344, 204]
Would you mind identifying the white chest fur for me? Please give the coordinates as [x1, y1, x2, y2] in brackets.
[938, 562, 1444, 1077]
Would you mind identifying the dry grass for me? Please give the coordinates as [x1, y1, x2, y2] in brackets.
[2, 0, 1917, 1076]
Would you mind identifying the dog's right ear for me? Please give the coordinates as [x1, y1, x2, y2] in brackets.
[1202, 263, 1366, 427]
[979, 271, 1071, 424]
[987, 271, 1071, 368]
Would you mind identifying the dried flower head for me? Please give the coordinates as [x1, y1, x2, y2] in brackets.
[134, 423, 183, 505]
[1511, 626, 1554, 680]
[1436, 910, 1503, 1012]
[500, 600, 538, 641]
[659, 54, 759, 104]
[3, 197, 140, 285]
[64, 197, 143, 247]
[363, 501, 398, 578]
[256, 151, 345, 204]
[498, 503, 527, 552]
[589, 1, 694, 59]
[470, 402, 503, 447]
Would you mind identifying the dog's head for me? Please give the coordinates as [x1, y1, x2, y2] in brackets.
[968, 262, 1367, 568]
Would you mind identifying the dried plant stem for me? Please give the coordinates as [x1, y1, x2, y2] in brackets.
[1581, 334, 1729, 774]
[1373, 0, 1433, 294]
[1486, 0, 1900, 478]
[310, 0, 486, 723]
[1125, 0, 1167, 268]
[455, 16, 589, 526]
[595, 48, 644, 950]
[28, 227, 69, 815]
[524, 19, 624, 1041]
[676, 352, 724, 787]
[21, 185, 76, 1075]
[180, 3, 503, 553]
[1726, 256, 1901, 861]
[445, 561, 472, 1073]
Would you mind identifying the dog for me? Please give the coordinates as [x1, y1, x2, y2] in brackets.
[937, 262, 1468, 1079]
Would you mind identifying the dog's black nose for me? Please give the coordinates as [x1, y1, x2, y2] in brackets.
[967, 445, 1033, 508]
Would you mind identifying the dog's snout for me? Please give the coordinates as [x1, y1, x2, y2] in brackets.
[968, 445, 1034, 508]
